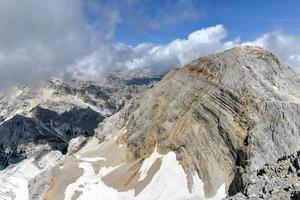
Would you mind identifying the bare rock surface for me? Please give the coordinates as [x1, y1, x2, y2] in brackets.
[227, 150, 300, 200]
[116, 46, 300, 197]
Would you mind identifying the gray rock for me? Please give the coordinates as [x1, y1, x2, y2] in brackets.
[0, 70, 160, 169]
[116, 46, 300, 197]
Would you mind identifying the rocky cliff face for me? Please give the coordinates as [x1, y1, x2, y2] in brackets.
[0, 69, 159, 170]
[1, 46, 300, 200]
[228, 150, 300, 200]
[118, 46, 300, 197]
[0, 70, 160, 200]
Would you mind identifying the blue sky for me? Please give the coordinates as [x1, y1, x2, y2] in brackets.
[83, 0, 300, 45]
[0, 0, 299, 89]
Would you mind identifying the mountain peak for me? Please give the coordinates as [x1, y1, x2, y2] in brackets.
[176, 45, 300, 103]
[226, 45, 274, 54]
[0, 47, 300, 200]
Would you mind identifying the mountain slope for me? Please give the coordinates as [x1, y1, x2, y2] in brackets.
[25, 46, 299, 200]
[1, 46, 300, 200]
[0, 71, 159, 200]
[0, 71, 159, 170]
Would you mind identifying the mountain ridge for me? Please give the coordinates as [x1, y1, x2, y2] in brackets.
[0, 46, 299, 200]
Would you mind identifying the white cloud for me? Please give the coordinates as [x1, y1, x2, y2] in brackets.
[65, 44, 134, 80]
[66, 25, 300, 82]
[0, 0, 99, 88]
[66, 24, 240, 80]
[124, 24, 238, 72]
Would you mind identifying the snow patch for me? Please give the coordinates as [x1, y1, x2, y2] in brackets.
[0, 151, 63, 200]
[79, 157, 106, 162]
[138, 147, 162, 182]
[75, 154, 106, 162]
[65, 150, 226, 200]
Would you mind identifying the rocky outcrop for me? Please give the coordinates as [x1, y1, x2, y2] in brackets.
[113, 46, 300, 197]
[228, 150, 300, 200]
[0, 107, 103, 169]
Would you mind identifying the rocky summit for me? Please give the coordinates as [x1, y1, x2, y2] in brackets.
[0, 46, 300, 200]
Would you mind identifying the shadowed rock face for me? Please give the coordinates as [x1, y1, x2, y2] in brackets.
[31, 106, 104, 136]
[0, 71, 160, 170]
[0, 106, 103, 169]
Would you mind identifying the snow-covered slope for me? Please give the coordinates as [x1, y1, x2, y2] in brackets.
[0, 151, 63, 200]
[65, 146, 225, 200]
[40, 133, 226, 200]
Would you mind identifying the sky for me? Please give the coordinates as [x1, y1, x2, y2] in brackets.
[0, 0, 299, 89]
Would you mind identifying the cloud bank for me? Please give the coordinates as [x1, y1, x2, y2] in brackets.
[0, 0, 299, 89]
[66, 24, 240, 80]
[67, 25, 300, 82]
[0, 0, 98, 88]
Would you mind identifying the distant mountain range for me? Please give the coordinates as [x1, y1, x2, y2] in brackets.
[0, 46, 300, 200]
